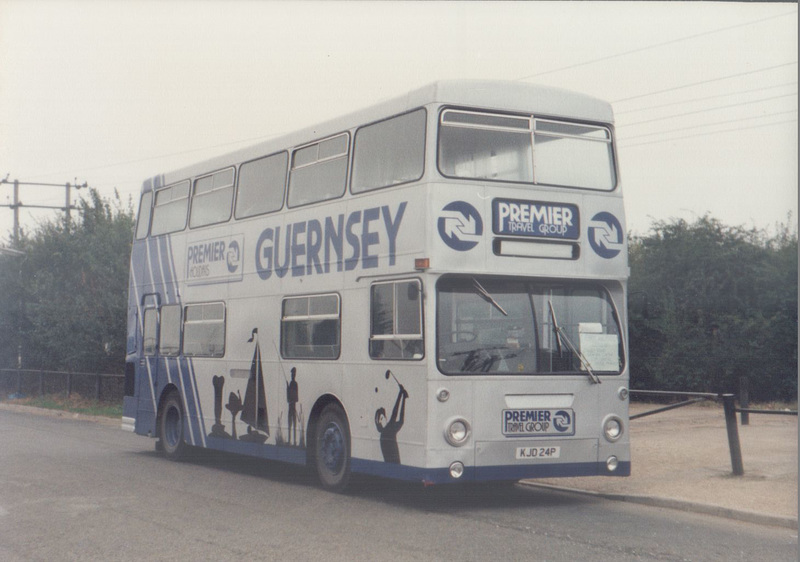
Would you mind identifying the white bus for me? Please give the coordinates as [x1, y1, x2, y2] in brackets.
[122, 80, 630, 489]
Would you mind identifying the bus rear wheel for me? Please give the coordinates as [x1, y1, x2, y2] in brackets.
[159, 390, 187, 461]
[313, 404, 351, 491]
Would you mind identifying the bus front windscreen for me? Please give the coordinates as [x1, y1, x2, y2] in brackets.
[436, 277, 623, 375]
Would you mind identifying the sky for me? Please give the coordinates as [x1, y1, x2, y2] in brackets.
[0, 1, 797, 243]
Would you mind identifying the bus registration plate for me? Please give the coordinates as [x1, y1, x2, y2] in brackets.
[502, 408, 575, 437]
[516, 446, 561, 460]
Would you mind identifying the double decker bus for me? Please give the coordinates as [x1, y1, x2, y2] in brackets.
[122, 80, 630, 489]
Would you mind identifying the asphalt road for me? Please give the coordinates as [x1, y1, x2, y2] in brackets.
[0, 409, 796, 561]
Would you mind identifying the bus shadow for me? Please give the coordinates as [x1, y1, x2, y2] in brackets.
[346, 476, 596, 513]
[133, 445, 318, 487]
[133, 446, 596, 512]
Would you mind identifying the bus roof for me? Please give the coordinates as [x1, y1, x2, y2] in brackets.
[142, 80, 614, 193]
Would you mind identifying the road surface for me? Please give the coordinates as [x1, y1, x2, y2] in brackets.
[0, 409, 795, 561]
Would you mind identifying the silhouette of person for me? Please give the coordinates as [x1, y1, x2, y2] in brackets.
[286, 367, 299, 446]
[375, 384, 408, 464]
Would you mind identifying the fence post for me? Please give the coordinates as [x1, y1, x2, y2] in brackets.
[38, 370, 44, 396]
[722, 394, 744, 476]
[95, 374, 102, 401]
[739, 376, 750, 426]
[67, 372, 72, 398]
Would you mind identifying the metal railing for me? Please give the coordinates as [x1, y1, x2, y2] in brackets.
[0, 368, 124, 402]
[737, 376, 797, 425]
[629, 390, 719, 420]
[630, 389, 797, 477]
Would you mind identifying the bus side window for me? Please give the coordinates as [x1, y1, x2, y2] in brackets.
[190, 168, 235, 228]
[183, 302, 226, 357]
[159, 305, 182, 356]
[369, 280, 424, 360]
[151, 181, 190, 236]
[135, 191, 153, 240]
[288, 133, 349, 208]
[281, 294, 341, 359]
[142, 308, 158, 356]
[351, 109, 426, 193]
[235, 152, 287, 219]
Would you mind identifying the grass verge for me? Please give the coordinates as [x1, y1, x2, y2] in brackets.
[4, 394, 122, 418]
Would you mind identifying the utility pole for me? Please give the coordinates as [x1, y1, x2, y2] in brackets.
[0, 177, 89, 245]
[13, 179, 19, 245]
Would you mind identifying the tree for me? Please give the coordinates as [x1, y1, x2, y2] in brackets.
[0, 189, 134, 374]
[629, 216, 797, 402]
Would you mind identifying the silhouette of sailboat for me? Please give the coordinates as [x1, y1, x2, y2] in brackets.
[240, 328, 269, 443]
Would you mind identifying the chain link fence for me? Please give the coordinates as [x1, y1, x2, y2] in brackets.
[0, 368, 124, 402]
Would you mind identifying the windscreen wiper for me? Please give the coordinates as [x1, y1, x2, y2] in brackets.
[548, 300, 601, 384]
[472, 278, 508, 316]
[547, 301, 564, 357]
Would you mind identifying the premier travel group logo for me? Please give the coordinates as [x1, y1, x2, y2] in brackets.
[438, 201, 483, 251]
[588, 212, 623, 259]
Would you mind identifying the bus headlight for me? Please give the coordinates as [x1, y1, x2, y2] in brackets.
[603, 415, 623, 442]
[606, 456, 619, 472]
[445, 418, 471, 447]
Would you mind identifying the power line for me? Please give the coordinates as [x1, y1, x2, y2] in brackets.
[617, 92, 797, 128]
[516, 10, 797, 82]
[58, 69, 795, 183]
[21, 132, 285, 182]
[0, 178, 90, 244]
[615, 82, 798, 115]
[618, 119, 796, 149]
[612, 62, 797, 103]
[617, 109, 798, 141]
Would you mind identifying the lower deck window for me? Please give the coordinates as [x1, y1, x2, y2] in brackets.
[183, 302, 226, 357]
[370, 279, 423, 360]
[281, 294, 340, 359]
[159, 305, 182, 356]
[143, 308, 158, 356]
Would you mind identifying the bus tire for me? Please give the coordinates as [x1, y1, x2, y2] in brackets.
[313, 404, 351, 491]
[159, 390, 187, 461]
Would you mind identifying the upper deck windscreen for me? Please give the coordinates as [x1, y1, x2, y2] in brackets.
[438, 109, 616, 191]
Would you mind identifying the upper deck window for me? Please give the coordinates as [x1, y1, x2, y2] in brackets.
[135, 191, 153, 240]
[288, 133, 349, 207]
[235, 152, 287, 219]
[533, 120, 615, 191]
[351, 109, 426, 193]
[190, 168, 235, 228]
[150, 181, 190, 236]
[438, 109, 616, 191]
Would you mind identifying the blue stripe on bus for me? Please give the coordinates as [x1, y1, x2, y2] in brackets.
[349, 458, 631, 484]
[130, 233, 206, 447]
[180, 356, 206, 446]
[206, 436, 307, 465]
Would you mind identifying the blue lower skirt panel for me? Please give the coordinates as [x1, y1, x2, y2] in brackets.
[206, 436, 308, 465]
[133, 412, 630, 485]
[351, 458, 631, 485]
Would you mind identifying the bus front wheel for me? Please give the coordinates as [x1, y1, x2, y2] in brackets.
[313, 404, 351, 491]
[159, 390, 187, 461]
